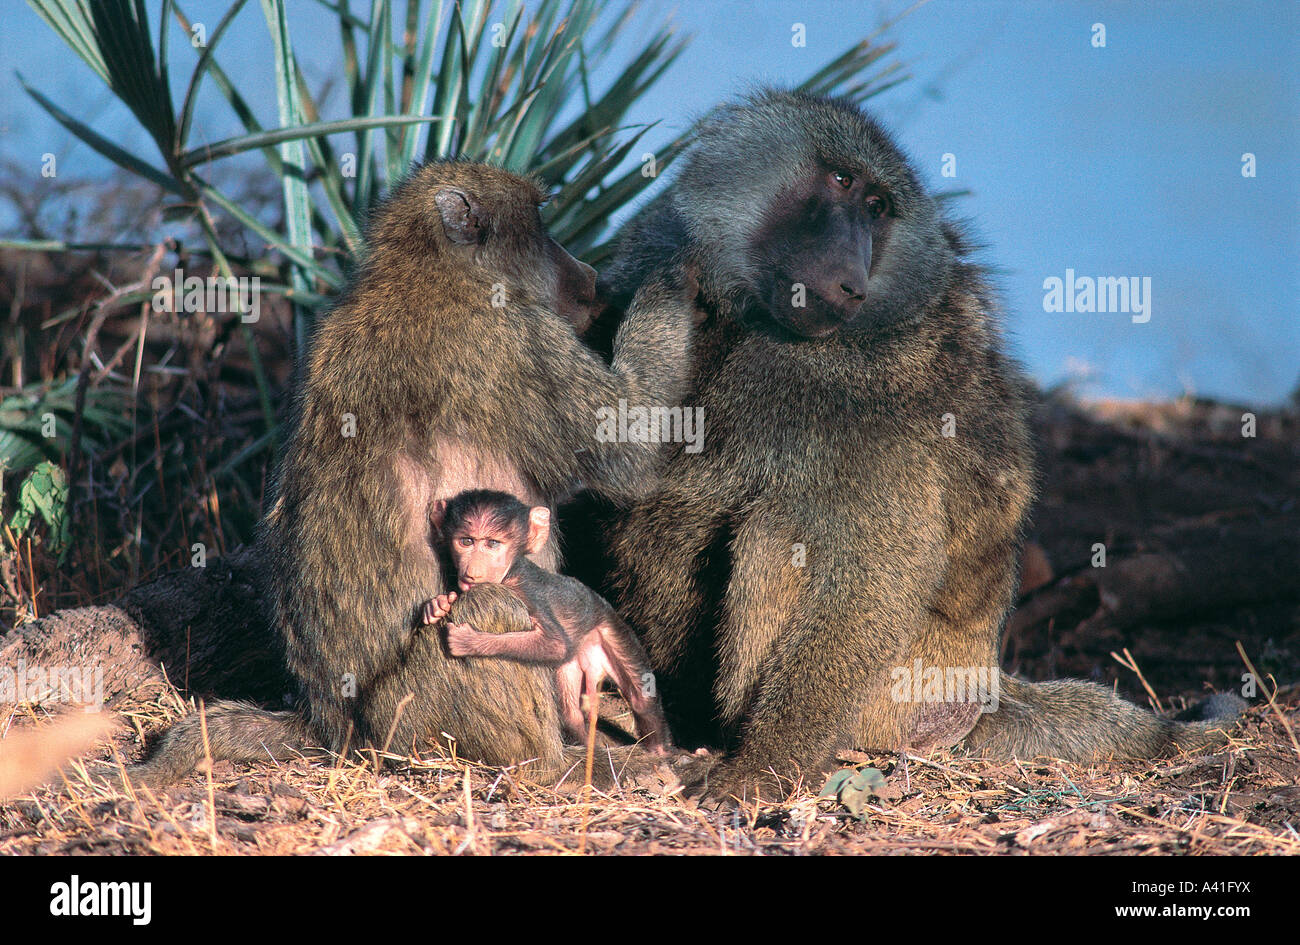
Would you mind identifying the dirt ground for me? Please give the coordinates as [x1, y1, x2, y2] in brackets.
[1, 394, 1297, 855]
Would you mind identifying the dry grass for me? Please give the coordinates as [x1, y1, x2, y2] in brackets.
[2, 693, 1296, 856]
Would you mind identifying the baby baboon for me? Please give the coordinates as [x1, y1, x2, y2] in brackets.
[130, 162, 695, 786]
[586, 89, 1242, 801]
[425, 489, 671, 755]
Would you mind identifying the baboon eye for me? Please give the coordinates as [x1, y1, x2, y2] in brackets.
[865, 194, 888, 219]
[833, 171, 854, 190]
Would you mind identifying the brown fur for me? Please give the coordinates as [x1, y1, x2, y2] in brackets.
[130, 162, 695, 787]
[448, 582, 533, 635]
[587, 90, 1242, 802]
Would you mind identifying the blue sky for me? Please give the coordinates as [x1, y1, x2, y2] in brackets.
[2, 0, 1296, 404]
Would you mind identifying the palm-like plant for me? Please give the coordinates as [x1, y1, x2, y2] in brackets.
[1, 0, 907, 600]
[11, 0, 905, 434]
[20, 1, 902, 260]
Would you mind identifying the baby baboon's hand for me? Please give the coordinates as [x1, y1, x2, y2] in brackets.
[444, 622, 478, 657]
[422, 592, 458, 625]
[635, 257, 707, 327]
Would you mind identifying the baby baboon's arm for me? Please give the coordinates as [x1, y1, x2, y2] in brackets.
[445, 609, 571, 663]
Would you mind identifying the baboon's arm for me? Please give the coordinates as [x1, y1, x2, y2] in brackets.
[448, 618, 569, 663]
[521, 271, 697, 506]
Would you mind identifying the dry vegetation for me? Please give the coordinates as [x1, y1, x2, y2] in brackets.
[1, 695, 1297, 856]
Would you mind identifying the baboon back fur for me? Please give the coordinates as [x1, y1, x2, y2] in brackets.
[130, 162, 695, 786]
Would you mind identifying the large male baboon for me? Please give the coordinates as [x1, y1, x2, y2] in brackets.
[130, 162, 695, 785]
[589, 89, 1241, 800]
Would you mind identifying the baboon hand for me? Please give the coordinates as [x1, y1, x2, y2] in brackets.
[637, 258, 707, 325]
[422, 592, 458, 626]
[444, 621, 478, 657]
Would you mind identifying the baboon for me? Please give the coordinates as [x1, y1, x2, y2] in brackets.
[444, 582, 534, 636]
[129, 162, 695, 786]
[584, 89, 1242, 801]
[423, 489, 671, 754]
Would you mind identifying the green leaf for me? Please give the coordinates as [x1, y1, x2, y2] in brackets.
[25, 0, 110, 85]
[380, 0, 405, 187]
[174, 1, 291, 184]
[463, 2, 524, 156]
[19, 75, 184, 195]
[819, 767, 887, 820]
[426, 0, 471, 160]
[8, 461, 72, 564]
[179, 115, 438, 170]
[261, 0, 316, 353]
[398, 0, 446, 169]
[818, 769, 857, 797]
[292, 72, 364, 255]
[176, 0, 252, 150]
[0, 239, 158, 254]
[354, 0, 390, 211]
[539, 28, 686, 170]
[211, 427, 279, 479]
[549, 136, 687, 256]
[333, 0, 365, 139]
[158, 0, 174, 107]
[308, 0, 368, 30]
[0, 428, 47, 474]
[195, 180, 343, 289]
[86, 0, 177, 158]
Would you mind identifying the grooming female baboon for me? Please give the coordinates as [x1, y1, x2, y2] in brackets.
[588, 89, 1242, 801]
[129, 162, 696, 786]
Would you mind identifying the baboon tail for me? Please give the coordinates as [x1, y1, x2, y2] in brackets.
[963, 673, 1246, 762]
[126, 701, 316, 788]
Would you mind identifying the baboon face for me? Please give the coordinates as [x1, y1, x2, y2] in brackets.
[546, 236, 600, 334]
[665, 91, 950, 341]
[433, 490, 550, 590]
[426, 165, 598, 332]
[446, 515, 525, 588]
[748, 162, 891, 338]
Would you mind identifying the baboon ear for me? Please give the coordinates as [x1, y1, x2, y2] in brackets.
[430, 498, 448, 534]
[526, 507, 551, 555]
[434, 188, 485, 245]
